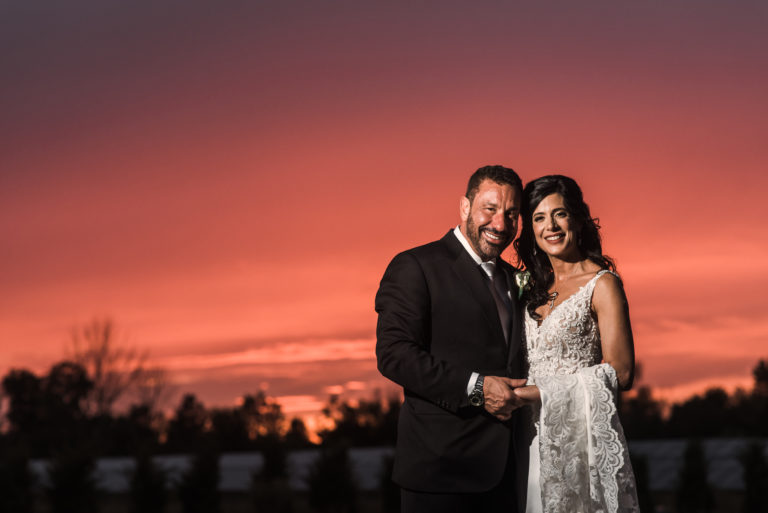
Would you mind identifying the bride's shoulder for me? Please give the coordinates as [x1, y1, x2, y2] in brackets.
[591, 270, 627, 310]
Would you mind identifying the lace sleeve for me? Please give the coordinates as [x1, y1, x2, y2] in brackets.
[534, 363, 639, 513]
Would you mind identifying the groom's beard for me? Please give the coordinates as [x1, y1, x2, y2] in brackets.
[466, 217, 512, 261]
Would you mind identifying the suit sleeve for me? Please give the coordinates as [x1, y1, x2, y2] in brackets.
[375, 251, 473, 412]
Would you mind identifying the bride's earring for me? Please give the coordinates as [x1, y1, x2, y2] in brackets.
[533, 245, 537, 256]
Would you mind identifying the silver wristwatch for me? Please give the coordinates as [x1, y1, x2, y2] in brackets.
[469, 375, 485, 407]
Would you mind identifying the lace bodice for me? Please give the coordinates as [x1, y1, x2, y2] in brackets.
[525, 270, 614, 378]
[523, 270, 639, 513]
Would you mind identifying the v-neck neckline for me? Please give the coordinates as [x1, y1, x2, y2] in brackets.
[531, 272, 602, 328]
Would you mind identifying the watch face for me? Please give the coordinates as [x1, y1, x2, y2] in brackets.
[469, 392, 483, 407]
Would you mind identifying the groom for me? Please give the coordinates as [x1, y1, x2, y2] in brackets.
[375, 165, 528, 513]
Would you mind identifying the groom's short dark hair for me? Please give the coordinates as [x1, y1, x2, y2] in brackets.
[465, 165, 522, 203]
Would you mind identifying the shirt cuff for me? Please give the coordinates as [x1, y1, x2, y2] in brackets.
[466, 371, 479, 396]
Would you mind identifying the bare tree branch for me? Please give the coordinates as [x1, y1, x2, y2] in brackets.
[67, 318, 155, 416]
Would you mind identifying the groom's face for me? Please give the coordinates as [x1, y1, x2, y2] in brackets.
[460, 179, 521, 261]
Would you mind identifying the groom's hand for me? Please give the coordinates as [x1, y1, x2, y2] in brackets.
[483, 376, 528, 421]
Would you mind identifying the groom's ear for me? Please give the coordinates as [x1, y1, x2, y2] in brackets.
[460, 196, 470, 222]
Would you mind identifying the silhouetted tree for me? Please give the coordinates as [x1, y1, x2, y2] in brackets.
[209, 392, 286, 451]
[125, 403, 163, 453]
[629, 452, 654, 513]
[2, 358, 168, 457]
[667, 388, 732, 437]
[46, 445, 100, 513]
[319, 392, 399, 446]
[177, 443, 220, 513]
[620, 386, 665, 439]
[2, 363, 94, 456]
[2, 368, 44, 453]
[375, 395, 400, 445]
[164, 394, 209, 453]
[211, 395, 262, 452]
[130, 450, 168, 513]
[749, 360, 768, 436]
[251, 392, 285, 445]
[754, 360, 768, 396]
[260, 441, 288, 482]
[68, 318, 149, 416]
[210, 407, 251, 452]
[379, 453, 399, 513]
[676, 439, 714, 513]
[741, 441, 768, 513]
[0, 447, 36, 513]
[45, 361, 93, 411]
[43, 362, 95, 451]
[252, 441, 293, 513]
[306, 443, 358, 513]
[285, 417, 313, 449]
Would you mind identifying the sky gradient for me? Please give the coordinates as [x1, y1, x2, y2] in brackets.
[2, 0, 767, 420]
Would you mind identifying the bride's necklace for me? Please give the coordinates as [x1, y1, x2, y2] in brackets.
[548, 268, 580, 309]
[547, 260, 590, 311]
[547, 291, 559, 309]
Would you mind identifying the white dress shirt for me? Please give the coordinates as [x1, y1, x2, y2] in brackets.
[452, 226, 495, 397]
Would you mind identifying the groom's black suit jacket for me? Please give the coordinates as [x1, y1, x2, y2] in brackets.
[375, 230, 525, 494]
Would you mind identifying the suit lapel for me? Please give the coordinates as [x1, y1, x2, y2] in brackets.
[499, 261, 524, 371]
[443, 232, 507, 347]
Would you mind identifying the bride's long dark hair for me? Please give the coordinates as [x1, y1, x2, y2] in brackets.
[514, 175, 615, 320]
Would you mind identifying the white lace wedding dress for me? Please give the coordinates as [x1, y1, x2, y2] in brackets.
[524, 270, 640, 513]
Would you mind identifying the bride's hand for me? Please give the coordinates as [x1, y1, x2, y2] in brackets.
[483, 376, 528, 420]
[513, 385, 540, 405]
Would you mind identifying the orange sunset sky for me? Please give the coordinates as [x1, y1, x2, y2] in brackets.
[2, 1, 767, 419]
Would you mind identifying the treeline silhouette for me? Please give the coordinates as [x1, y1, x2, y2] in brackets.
[0, 363, 406, 460]
[0, 315, 766, 512]
[0, 358, 401, 512]
[0, 362, 313, 458]
[1, 356, 767, 459]
[621, 359, 768, 439]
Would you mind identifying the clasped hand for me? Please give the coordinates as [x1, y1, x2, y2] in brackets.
[483, 376, 540, 421]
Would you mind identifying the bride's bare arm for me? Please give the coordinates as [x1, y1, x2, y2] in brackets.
[592, 273, 635, 390]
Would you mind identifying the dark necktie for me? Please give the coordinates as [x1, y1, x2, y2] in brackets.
[481, 262, 512, 343]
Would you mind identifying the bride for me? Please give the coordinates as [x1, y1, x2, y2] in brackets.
[512, 175, 640, 513]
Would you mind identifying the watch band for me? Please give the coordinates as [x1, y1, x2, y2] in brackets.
[469, 374, 485, 407]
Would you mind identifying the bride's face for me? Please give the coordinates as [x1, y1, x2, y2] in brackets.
[531, 193, 580, 259]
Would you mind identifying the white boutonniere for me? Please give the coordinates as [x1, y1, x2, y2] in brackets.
[514, 270, 531, 299]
